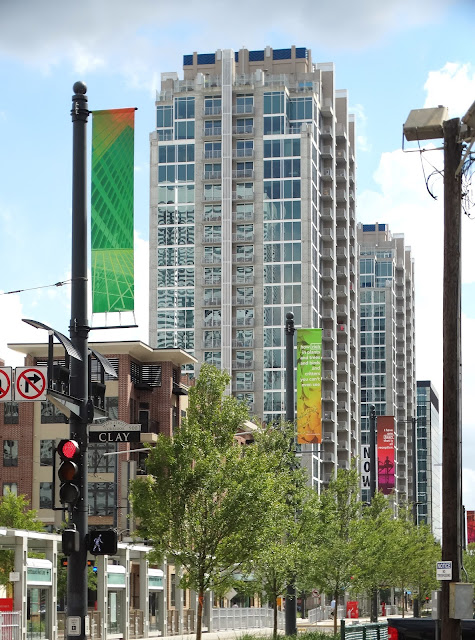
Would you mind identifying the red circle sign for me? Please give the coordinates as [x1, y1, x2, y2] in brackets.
[0, 370, 11, 399]
[16, 368, 46, 400]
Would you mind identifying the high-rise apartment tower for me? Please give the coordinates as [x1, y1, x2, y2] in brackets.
[357, 223, 416, 504]
[416, 380, 442, 537]
[149, 46, 359, 488]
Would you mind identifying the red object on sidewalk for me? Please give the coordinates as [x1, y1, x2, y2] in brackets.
[346, 601, 359, 618]
[0, 599, 13, 612]
[381, 601, 386, 616]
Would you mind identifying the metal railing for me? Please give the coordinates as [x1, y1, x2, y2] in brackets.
[0, 612, 20, 640]
[341, 620, 388, 639]
[211, 607, 283, 631]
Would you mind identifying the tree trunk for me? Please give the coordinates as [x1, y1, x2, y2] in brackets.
[196, 590, 204, 640]
[273, 594, 278, 640]
[334, 591, 338, 636]
[401, 584, 405, 618]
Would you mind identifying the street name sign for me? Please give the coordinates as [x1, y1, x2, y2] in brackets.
[436, 560, 452, 580]
[0, 368, 12, 402]
[89, 419, 141, 443]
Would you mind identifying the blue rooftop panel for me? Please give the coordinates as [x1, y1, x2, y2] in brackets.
[197, 53, 216, 65]
[235, 52, 239, 62]
[295, 47, 307, 59]
[273, 48, 292, 60]
[183, 55, 193, 66]
[362, 224, 376, 232]
[249, 50, 265, 62]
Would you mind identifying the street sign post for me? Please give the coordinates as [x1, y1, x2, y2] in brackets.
[14, 366, 47, 401]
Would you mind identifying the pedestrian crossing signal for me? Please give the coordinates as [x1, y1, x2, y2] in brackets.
[88, 529, 118, 555]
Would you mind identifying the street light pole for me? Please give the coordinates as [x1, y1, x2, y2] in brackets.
[369, 405, 378, 623]
[67, 81, 90, 640]
[284, 312, 297, 636]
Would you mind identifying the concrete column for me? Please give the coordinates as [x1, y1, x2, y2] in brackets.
[45, 537, 58, 640]
[189, 590, 198, 633]
[14, 534, 28, 640]
[96, 555, 108, 640]
[157, 560, 167, 637]
[204, 591, 213, 632]
[119, 547, 130, 640]
[139, 554, 149, 638]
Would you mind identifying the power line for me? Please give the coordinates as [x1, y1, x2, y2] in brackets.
[0, 279, 73, 296]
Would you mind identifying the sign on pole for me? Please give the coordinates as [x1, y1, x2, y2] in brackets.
[89, 420, 141, 443]
[436, 561, 452, 580]
[361, 444, 371, 490]
[0, 368, 13, 402]
[14, 367, 47, 401]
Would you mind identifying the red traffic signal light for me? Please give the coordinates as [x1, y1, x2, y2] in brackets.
[57, 439, 80, 505]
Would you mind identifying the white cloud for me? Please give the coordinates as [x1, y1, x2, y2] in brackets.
[0, 293, 44, 366]
[0, 0, 454, 86]
[424, 62, 475, 119]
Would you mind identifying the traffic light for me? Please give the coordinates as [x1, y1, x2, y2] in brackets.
[57, 439, 80, 505]
[62, 527, 80, 554]
[88, 529, 118, 555]
[61, 558, 95, 568]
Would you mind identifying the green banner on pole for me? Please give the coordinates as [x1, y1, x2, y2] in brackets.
[91, 108, 135, 313]
[296, 328, 322, 445]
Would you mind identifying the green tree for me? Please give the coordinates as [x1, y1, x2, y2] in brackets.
[0, 492, 45, 589]
[351, 491, 395, 619]
[130, 365, 287, 640]
[239, 423, 315, 638]
[304, 467, 361, 636]
[409, 522, 440, 612]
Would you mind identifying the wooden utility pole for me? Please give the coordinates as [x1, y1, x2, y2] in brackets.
[441, 117, 463, 640]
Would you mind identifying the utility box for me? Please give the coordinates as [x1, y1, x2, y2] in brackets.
[449, 583, 474, 619]
[403, 106, 448, 141]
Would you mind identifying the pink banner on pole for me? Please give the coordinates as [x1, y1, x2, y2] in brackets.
[467, 511, 475, 544]
[377, 416, 395, 495]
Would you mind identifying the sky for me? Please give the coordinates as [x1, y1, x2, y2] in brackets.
[0, 0, 475, 508]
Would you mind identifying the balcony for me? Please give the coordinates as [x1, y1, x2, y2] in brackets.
[321, 187, 333, 200]
[233, 169, 254, 179]
[233, 317, 255, 327]
[336, 190, 347, 202]
[232, 191, 254, 201]
[232, 360, 255, 370]
[336, 284, 348, 297]
[321, 168, 333, 181]
[203, 192, 221, 202]
[232, 274, 254, 285]
[202, 211, 222, 222]
[337, 401, 348, 412]
[323, 432, 335, 443]
[337, 421, 349, 432]
[337, 383, 348, 394]
[232, 339, 254, 348]
[336, 149, 347, 162]
[203, 318, 221, 328]
[336, 169, 347, 181]
[337, 304, 348, 316]
[336, 246, 348, 259]
[323, 411, 335, 422]
[233, 104, 254, 115]
[322, 289, 334, 301]
[321, 248, 334, 261]
[322, 329, 334, 341]
[337, 441, 349, 451]
[233, 296, 254, 306]
[322, 309, 334, 321]
[232, 210, 254, 222]
[322, 371, 335, 383]
[322, 349, 335, 361]
[336, 123, 347, 139]
[203, 235, 221, 244]
[203, 339, 221, 349]
[233, 148, 254, 158]
[321, 207, 334, 220]
[203, 275, 221, 286]
[204, 149, 222, 159]
[203, 105, 222, 116]
[321, 268, 334, 280]
[204, 170, 222, 181]
[321, 124, 333, 137]
[203, 295, 221, 306]
[323, 453, 336, 464]
[337, 362, 348, 373]
[232, 233, 254, 244]
[321, 227, 334, 241]
[321, 145, 333, 158]
[321, 98, 334, 116]
[202, 255, 221, 265]
[232, 125, 254, 135]
[203, 127, 222, 137]
[233, 253, 254, 264]
[232, 382, 255, 392]
[336, 266, 348, 278]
